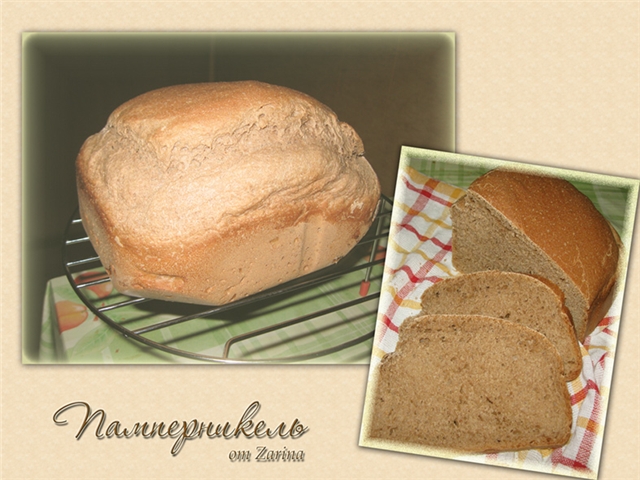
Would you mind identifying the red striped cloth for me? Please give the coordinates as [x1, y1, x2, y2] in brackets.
[371, 166, 620, 479]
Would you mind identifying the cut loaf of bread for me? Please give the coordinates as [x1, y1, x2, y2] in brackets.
[368, 314, 573, 453]
[76, 81, 380, 305]
[451, 169, 620, 341]
[420, 271, 582, 380]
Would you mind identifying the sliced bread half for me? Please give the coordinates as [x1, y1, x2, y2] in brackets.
[368, 314, 573, 453]
[420, 271, 582, 380]
[451, 169, 620, 341]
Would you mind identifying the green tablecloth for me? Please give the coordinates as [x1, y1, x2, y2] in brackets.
[39, 244, 384, 364]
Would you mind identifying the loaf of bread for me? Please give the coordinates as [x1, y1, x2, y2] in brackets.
[368, 314, 573, 452]
[76, 81, 380, 305]
[451, 169, 620, 341]
[420, 271, 582, 380]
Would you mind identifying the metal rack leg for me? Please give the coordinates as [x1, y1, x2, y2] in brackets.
[360, 210, 385, 296]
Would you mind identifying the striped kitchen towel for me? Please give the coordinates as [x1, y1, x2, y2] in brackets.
[370, 163, 623, 479]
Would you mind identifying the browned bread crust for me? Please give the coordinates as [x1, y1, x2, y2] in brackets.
[451, 169, 620, 341]
[420, 271, 583, 380]
[368, 314, 573, 453]
[76, 81, 380, 305]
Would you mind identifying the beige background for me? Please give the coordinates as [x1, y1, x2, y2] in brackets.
[3, 2, 639, 479]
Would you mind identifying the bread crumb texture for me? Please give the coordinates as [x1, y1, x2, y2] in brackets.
[76, 81, 380, 304]
[420, 271, 582, 380]
[368, 315, 572, 453]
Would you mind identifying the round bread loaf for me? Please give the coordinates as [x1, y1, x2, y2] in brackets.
[76, 81, 381, 305]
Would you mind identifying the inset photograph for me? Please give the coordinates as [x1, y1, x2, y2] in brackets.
[359, 147, 639, 478]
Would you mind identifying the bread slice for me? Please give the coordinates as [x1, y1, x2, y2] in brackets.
[368, 314, 572, 453]
[451, 169, 620, 341]
[420, 271, 582, 380]
[76, 81, 380, 305]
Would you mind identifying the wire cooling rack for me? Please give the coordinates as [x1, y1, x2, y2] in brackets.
[62, 196, 392, 364]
